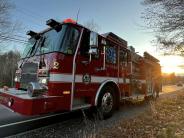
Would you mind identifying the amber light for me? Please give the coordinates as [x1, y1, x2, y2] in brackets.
[63, 18, 76, 24]
[63, 91, 70, 95]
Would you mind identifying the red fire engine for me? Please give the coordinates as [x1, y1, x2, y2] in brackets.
[0, 18, 161, 118]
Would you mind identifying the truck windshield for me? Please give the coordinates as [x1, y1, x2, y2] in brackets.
[21, 24, 80, 58]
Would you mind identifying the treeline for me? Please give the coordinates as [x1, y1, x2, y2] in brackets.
[162, 73, 184, 85]
[0, 51, 20, 87]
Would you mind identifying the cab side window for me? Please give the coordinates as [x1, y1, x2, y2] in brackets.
[80, 30, 90, 57]
[80, 30, 100, 59]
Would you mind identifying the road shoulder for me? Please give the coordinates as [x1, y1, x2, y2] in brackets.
[97, 89, 184, 138]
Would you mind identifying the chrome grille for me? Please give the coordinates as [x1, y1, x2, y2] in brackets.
[20, 62, 38, 89]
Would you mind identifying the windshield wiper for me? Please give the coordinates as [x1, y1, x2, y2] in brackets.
[29, 40, 38, 56]
[20, 39, 39, 68]
[31, 36, 45, 57]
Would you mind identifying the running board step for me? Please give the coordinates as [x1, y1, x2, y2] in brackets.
[72, 104, 91, 111]
[121, 95, 145, 102]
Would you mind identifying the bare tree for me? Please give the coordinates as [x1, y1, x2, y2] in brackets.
[0, 0, 22, 51]
[0, 51, 20, 87]
[84, 19, 100, 32]
[0, 0, 14, 35]
[142, 0, 184, 55]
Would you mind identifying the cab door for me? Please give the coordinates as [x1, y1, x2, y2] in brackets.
[72, 30, 102, 109]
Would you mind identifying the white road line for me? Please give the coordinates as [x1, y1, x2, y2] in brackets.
[0, 111, 69, 128]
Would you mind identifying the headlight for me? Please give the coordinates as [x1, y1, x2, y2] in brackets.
[14, 77, 18, 82]
[15, 70, 21, 82]
[14, 76, 19, 82]
[39, 78, 48, 84]
[41, 78, 47, 84]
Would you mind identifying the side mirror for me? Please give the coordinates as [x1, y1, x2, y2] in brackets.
[89, 32, 98, 48]
[89, 32, 98, 55]
[88, 32, 98, 62]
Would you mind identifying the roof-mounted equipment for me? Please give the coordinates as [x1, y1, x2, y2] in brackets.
[46, 19, 61, 28]
[26, 30, 40, 40]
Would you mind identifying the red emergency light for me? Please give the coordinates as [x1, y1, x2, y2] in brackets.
[63, 18, 76, 24]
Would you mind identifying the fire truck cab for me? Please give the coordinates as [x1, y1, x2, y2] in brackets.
[0, 18, 161, 118]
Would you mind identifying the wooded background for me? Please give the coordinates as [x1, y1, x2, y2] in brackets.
[0, 51, 20, 87]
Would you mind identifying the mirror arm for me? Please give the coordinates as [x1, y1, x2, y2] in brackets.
[103, 46, 106, 70]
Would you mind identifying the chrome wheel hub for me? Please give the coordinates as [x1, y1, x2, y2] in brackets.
[101, 92, 113, 113]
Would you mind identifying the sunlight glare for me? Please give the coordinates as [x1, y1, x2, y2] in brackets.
[159, 55, 184, 75]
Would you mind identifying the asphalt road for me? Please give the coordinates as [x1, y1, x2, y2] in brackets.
[0, 85, 183, 137]
[0, 106, 82, 137]
[161, 84, 183, 93]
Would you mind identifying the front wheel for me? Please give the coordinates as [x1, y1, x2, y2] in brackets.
[97, 86, 115, 119]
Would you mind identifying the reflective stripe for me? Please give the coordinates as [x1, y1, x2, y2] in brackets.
[50, 74, 82, 82]
[140, 80, 146, 83]
[119, 78, 124, 83]
[49, 73, 132, 84]
[125, 79, 130, 83]
[91, 76, 118, 83]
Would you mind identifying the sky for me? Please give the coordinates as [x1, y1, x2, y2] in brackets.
[4, 0, 184, 75]
[10, 0, 153, 53]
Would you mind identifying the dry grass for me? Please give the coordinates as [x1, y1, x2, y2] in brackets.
[96, 92, 184, 138]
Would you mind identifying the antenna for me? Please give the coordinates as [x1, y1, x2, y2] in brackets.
[76, 8, 80, 23]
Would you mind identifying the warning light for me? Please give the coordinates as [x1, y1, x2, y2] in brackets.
[63, 18, 76, 24]
[63, 91, 70, 95]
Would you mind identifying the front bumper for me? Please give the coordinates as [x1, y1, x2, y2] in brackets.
[0, 88, 70, 116]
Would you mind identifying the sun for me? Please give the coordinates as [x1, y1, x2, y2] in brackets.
[162, 66, 182, 74]
[159, 55, 184, 75]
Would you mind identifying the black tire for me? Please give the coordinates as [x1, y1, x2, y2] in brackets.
[151, 88, 158, 100]
[146, 83, 157, 100]
[97, 86, 115, 119]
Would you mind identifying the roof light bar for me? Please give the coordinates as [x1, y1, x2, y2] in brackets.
[63, 18, 76, 24]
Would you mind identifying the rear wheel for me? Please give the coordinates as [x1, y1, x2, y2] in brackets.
[97, 86, 115, 119]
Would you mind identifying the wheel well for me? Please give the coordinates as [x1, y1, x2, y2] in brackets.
[95, 81, 120, 106]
